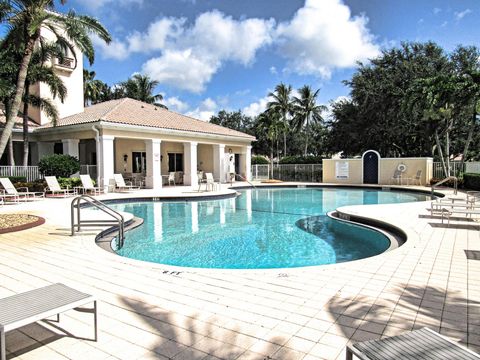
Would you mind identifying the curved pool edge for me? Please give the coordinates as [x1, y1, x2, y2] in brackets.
[85, 184, 433, 274]
[327, 210, 406, 252]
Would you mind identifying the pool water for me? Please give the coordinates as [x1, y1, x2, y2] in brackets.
[110, 188, 429, 269]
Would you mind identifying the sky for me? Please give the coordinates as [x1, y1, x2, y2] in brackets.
[64, 0, 480, 121]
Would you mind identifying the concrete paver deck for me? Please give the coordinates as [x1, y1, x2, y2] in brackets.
[0, 183, 479, 359]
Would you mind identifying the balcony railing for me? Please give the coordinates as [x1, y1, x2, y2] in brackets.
[55, 57, 75, 70]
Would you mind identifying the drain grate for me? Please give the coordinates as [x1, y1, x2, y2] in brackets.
[465, 250, 480, 260]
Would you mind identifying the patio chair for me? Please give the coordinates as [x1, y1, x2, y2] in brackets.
[168, 172, 176, 186]
[346, 327, 480, 360]
[44, 176, 77, 197]
[113, 174, 141, 192]
[407, 169, 422, 185]
[79, 175, 104, 195]
[205, 172, 219, 191]
[391, 169, 402, 185]
[0, 177, 44, 200]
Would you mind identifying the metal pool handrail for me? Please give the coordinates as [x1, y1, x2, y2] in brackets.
[431, 176, 458, 198]
[71, 194, 125, 248]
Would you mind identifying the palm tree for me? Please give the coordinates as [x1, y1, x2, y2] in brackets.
[0, 0, 111, 160]
[83, 69, 103, 106]
[120, 74, 165, 107]
[21, 44, 67, 165]
[292, 85, 327, 156]
[258, 109, 284, 179]
[267, 83, 293, 157]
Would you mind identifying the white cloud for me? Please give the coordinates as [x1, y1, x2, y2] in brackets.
[163, 96, 189, 112]
[433, 7, 441, 15]
[92, 35, 129, 60]
[142, 49, 218, 92]
[185, 98, 217, 121]
[94, 0, 380, 91]
[454, 9, 472, 21]
[269, 66, 277, 74]
[275, 0, 380, 78]
[243, 96, 270, 117]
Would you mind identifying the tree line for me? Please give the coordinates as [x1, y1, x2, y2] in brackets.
[210, 41, 480, 176]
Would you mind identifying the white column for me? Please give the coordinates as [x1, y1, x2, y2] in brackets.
[62, 139, 79, 159]
[98, 135, 115, 191]
[183, 142, 198, 186]
[37, 142, 54, 162]
[213, 144, 226, 183]
[245, 145, 252, 181]
[145, 139, 162, 189]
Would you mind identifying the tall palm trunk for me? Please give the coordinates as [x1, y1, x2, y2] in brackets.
[283, 110, 287, 157]
[22, 86, 30, 166]
[304, 133, 309, 156]
[434, 128, 447, 178]
[0, 32, 38, 159]
[458, 111, 477, 176]
[8, 136, 14, 165]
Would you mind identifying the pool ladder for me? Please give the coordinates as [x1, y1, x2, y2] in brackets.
[71, 194, 125, 248]
[431, 176, 458, 199]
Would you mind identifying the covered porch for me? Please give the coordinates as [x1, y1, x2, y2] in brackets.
[33, 127, 252, 192]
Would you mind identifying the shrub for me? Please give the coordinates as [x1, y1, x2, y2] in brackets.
[7, 176, 27, 183]
[251, 155, 269, 165]
[12, 179, 46, 192]
[38, 154, 80, 178]
[279, 155, 323, 164]
[463, 173, 480, 190]
[58, 177, 84, 189]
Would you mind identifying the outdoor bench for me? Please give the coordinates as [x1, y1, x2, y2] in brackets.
[0, 283, 97, 360]
[346, 327, 480, 360]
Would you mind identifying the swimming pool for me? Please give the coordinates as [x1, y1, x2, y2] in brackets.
[109, 187, 429, 269]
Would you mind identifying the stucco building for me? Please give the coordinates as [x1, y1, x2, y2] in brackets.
[0, 29, 255, 190]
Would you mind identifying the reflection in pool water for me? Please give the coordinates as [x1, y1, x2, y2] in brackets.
[110, 188, 428, 269]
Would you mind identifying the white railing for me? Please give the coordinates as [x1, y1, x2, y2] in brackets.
[0, 164, 98, 182]
[432, 161, 480, 178]
[0, 166, 41, 182]
[251, 164, 323, 182]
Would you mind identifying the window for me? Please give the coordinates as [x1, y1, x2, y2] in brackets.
[168, 153, 183, 172]
[132, 152, 146, 173]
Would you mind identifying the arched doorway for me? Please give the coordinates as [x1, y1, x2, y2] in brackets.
[362, 150, 380, 184]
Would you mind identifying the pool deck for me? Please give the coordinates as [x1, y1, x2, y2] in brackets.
[0, 183, 479, 359]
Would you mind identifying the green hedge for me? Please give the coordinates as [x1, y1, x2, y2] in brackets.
[251, 155, 269, 165]
[57, 177, 85, 189]
[464, 173, 480, 190]
[38, 154, 80, 178]
[279, 155, 323, 164]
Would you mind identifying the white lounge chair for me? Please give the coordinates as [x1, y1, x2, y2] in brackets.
[346, 327, 480, 360]
[0, 177, 44, 200]
[0, 283, 97, 360]
[113, 174, 140, 192]
[44, 176, 77, 197]
[79, 175, 104, 195]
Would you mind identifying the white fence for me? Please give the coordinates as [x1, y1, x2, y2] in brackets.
[251, 164, 323, 182]
[0, 166, 41, 182]
[0, 165, 98, 182]
[433, 161, 480, 178]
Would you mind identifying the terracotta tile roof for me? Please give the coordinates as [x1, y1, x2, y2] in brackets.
[0, 106, 40, 130]
[38, 98, 255, 140]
